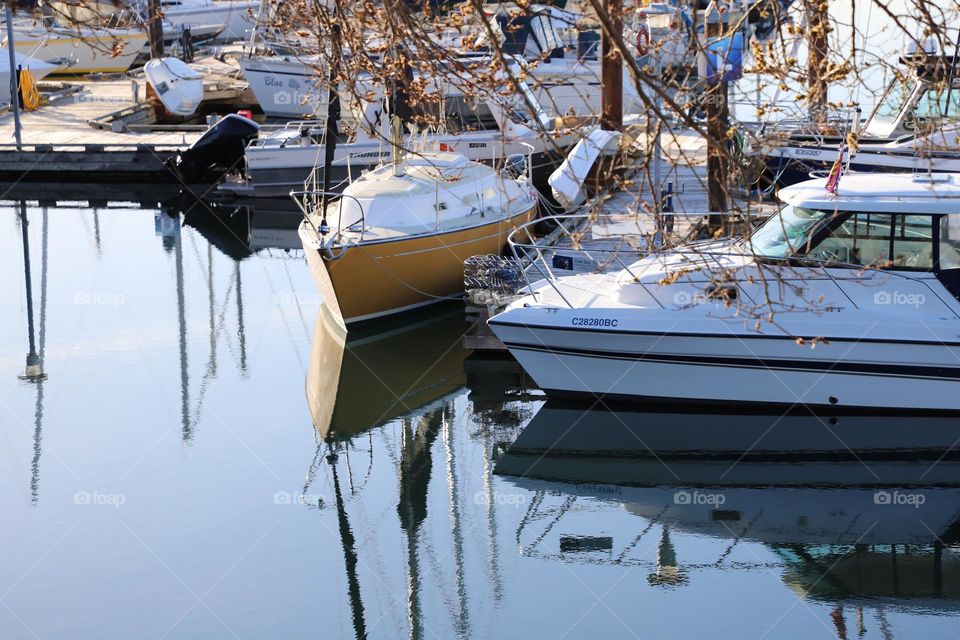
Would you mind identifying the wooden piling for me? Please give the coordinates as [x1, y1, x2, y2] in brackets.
[704, 1, 729, 215]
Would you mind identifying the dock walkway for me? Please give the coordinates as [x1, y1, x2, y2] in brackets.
[0, 51, 250, 178]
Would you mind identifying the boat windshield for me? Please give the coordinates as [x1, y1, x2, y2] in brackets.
[745, 206, 936, 269]
[910, 84, 960, 128]
[873, 80, 915, 123]
[866, 79, 916, 136]
[742, 204, 833, 259]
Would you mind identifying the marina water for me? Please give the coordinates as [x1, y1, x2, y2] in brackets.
[2, 193, 960, 639]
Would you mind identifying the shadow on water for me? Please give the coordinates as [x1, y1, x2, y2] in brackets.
[495, 401, 960, 631]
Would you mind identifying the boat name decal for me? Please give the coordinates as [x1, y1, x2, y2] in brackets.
[571, 317, 619, 327]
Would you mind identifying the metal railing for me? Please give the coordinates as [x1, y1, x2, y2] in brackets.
[290, 189, 366, 247]
[507, 212, 960, 317]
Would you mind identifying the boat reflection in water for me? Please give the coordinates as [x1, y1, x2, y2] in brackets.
[497, 402, 960, 485]
[306, 304, 470, 441]
[496, 402, 960, 624]
[303, 306, 485, 639]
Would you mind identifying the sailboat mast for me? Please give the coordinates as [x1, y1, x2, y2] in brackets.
[320, 20, 342, 216]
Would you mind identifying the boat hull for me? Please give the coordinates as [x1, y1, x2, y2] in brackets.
[247, 146, 563, 197]
[302, 207, 536, 324]
[239, 56, 326, 118]
[8, 30, 147, 74]
[763, 145, 960, 186]
[490, 320, 960, 411]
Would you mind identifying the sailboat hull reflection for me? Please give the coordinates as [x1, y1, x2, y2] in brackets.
[306, 305, 470, 441]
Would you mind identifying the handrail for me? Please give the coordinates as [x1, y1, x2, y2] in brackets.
[507, 213, 958, 314]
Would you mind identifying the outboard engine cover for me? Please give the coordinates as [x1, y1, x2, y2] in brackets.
[168, 113, 260, 181]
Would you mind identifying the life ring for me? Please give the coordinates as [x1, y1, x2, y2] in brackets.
[19, 69, 39, 111]
[636, 23, 650, 56]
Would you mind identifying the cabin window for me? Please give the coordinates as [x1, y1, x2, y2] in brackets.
[938, 216, 960, 269]
[749, 208, 935, 270]
[745, 205, 831, 259]
[805, 213, 934, 269]
[910, 84, 960, 129]
[805, 212, 894, 266]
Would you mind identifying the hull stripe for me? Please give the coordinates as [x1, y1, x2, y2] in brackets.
[490, 320, 960, 348]
[502, 342, 960, 381]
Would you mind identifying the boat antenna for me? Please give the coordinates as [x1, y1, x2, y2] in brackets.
[319, 20, 342, 236]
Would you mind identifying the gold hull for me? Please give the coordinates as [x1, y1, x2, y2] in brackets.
[309, 207, 535, 324]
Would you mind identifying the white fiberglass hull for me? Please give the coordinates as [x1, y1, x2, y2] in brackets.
[239, 55, 325, 118]
[490, 318, 960, 411]
[164, 0, 258, 41]
[245, 136, 563, 194]
[6, 27, 147, 74]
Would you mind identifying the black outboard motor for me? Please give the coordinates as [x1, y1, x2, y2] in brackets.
[167, 113, 260, 181]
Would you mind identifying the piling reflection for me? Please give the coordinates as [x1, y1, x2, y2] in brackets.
[18, 204, 49, 503]
[496, 402, 960, 623]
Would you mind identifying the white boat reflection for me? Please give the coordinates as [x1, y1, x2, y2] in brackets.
[495, 402, 960, 615]
[495, 401, 960, 486]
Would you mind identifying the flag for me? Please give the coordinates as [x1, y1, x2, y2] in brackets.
[825, 142, 846, 194]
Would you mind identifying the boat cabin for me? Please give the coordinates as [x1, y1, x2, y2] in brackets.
[864, 53, 960, 139]
[746, 173, 960, 297]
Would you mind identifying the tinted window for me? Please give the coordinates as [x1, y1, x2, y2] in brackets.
[806, 212, 893, 266]
[939, 216, 960, 270]
[805, 213, 933, 270]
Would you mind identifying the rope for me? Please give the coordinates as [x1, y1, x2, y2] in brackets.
[19, 69, 39, 111]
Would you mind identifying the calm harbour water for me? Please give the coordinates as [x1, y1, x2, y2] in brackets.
[2, 185, 960, 639]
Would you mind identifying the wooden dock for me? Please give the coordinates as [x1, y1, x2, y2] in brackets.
[0, 50, 251, 180]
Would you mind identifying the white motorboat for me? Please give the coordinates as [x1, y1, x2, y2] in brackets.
[0, 52, 60, 105]
[244, 68, 578, 196]
[160, 0, 259, 41]
[296, 151, 538, 324]
[2, 19, 147, 74]
[144, 57, 203, 116]
[490, 172, 960, 411]
[754, 48, 960, 186]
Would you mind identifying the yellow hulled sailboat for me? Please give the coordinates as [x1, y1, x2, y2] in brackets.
[297, 151, 537, 325]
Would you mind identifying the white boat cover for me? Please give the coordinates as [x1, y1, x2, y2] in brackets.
[548, 129, 621, 208]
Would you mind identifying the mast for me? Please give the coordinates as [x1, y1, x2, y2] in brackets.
[5, 3, 23, 151]
[329, 446, 369, 640]
[320, 18, 342, 229]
